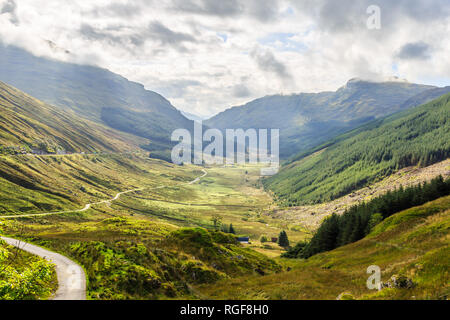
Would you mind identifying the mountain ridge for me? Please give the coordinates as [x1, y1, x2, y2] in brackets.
[206, 79, 438, 158]
[0, 44, 193, 151]
[263, 93, 450, 205]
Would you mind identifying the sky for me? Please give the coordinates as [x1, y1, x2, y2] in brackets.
[0, 0, 449, 118]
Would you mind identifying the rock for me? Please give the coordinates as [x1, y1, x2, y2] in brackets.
[382, 275, 415, 289]
[211, 263, 220, 270]
[255, 268, 265, 276]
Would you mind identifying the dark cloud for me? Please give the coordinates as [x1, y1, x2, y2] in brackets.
[79, 24, 124, 45]
[397, 42, 431, 60]
[251, 48, 292, 81]
[1, 0, 19, 25]
[292, 0, 450, 33]
[169, 0, 280, 22]
[246, 1, 281, 22]
[171, 0, 242, 17]
[147, 21, 197, 45]
[78, 21, 197, 53]
[232, 84, 251, 98]
[393, 0, 450, 22]
[88, 2, 144, 18]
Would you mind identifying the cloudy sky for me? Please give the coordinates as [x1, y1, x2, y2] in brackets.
[0, 0, 449, 117]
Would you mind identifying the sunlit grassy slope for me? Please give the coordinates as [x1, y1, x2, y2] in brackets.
[0, 239, 58, 300]
[0, 153, 197, 216]
[195, 196, 450, 300]
[0, 81, 146, 154]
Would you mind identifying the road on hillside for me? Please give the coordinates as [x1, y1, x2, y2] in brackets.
[0, 169, 208, 219]
[0, 169, 208, 300]
[1, 236, 86, 300]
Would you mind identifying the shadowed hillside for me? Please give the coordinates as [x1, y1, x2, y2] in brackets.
[0, 81, 145, 154]
[0, 44, 193, 152]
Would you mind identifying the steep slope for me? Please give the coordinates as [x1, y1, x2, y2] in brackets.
[196, 195, 450, 300]
[399, 86, 450, 110]
[264, 93, 450, 205]
[206, 79, 435, 158]
[0, 44, 193, 150]
[0, 81, 145, 154]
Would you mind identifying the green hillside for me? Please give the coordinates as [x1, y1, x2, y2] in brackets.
[264, 93, 450, 205]
[195, 195, 450, 300]
[0, 237, 57, 300]
[0, 44, 192, 151]
[0, 153, 284, 299]
[206, 79, 438, 158]
[0, 81, 144, 154]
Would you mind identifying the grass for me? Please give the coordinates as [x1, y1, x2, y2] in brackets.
[2, 151, 447, 300]
[0, 239, 58, 300]
[194, 196, 450, 300]
[0, 154, 305, 299]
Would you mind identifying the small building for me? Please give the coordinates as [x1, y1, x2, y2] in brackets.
[237, 237, 250, 244]
[271, 237, 278, 243]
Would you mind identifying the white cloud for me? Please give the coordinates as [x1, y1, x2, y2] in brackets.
[0, 0, 449, 117]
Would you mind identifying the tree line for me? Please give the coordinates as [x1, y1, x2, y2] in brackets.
[265, 93, 450, 206]
[283, 175, 450, 259]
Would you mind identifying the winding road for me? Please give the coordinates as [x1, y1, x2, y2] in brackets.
[0, 168, 208, 300]
[0, 169, 208, 219]
[1, 236, 86, 300]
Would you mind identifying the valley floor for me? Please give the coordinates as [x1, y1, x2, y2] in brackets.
[0, 154, 301, 299]
[0, 153, 448, 300]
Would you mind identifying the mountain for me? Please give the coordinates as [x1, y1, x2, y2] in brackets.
[0, 44, 193, 151]
[263, 93, 450, 205]
[206, 79, 436, 158]
[399, 86, 450, 110]
[0, 81, 142, 154]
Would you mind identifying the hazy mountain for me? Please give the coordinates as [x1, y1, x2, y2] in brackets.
[399, 86, 450, 110]
[206, 79, 436, 158]
[0, 44, 193, 151]
[0, 81, 143, 154]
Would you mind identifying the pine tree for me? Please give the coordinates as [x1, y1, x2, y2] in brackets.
[278, 231, 290, 248]
[229, 224, 236, 234]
